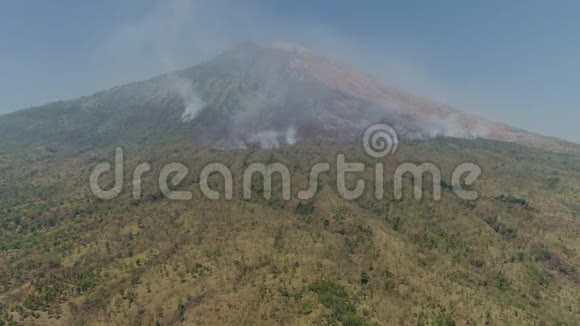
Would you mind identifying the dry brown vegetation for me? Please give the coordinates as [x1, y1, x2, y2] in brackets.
[0, 137, 579, 325]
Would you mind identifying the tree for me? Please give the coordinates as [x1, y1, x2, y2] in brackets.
[360, 272, 369, 286]
[177, 303, 185, 322]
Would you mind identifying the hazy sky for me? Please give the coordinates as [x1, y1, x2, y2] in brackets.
[1, 0, 579, 142]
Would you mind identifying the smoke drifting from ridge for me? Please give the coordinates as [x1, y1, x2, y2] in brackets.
[423, 114, 491, 139]
[250, 130, 280, 149]
[97, 0, 455, 114]
[156, 1, 206, 123]
[94, 0, 511, 144]
[101, 0, 210, 122]
[249, 126, 297, 149]
[286, 126, 297, 145]
[174, 78, 205, 122]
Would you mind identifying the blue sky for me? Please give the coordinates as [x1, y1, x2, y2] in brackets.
[1, 0, 579, 142]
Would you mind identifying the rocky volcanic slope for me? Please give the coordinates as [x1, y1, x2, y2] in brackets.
[0, 42, 578, 154]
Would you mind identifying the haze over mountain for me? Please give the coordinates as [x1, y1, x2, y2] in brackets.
[1, 42, 578, 154]
[1, 42, 580, 325]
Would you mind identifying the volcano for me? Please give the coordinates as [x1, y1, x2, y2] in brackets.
[1, 42, 577, 153]
[1, 42, 580, 325]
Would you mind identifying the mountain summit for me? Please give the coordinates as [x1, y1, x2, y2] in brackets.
[0, 42, 577, 153]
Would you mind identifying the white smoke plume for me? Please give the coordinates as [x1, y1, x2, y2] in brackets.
[424, 114, 491, 139]
[252, 130, 280, 149]
[285, 126, 296, 145]
[250, 126, 297, 149]
[172, 77, 205, 122]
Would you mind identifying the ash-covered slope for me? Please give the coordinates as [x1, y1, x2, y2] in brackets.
[0, 42, 577, 153]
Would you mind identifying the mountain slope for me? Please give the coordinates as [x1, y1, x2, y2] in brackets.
[1, 42, 578, 154]
[0, 43, 579, 325]
[0, 137, 579, 325]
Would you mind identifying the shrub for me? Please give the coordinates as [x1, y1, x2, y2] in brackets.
[495, 273, 510, 292]
[295, 202, 315, 216]
[360, 272, 369, 286]
[484, 216, 517, 239]
[309, 281, 366, 325]
[495, 194, 527, 207]
[177, 303, 185, 322]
